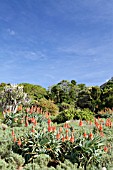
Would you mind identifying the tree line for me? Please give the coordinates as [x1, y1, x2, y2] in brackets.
[0, 77, 113, 115]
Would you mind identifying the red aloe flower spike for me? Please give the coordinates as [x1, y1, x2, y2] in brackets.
[48, 125, 52, 132]
[66, 129, 69, 133]
[70, 135, 74, 143]
[33, 119, 37, 126]
[17, 138, 22, 146]
[83, 132, 87, 138]
[31, 117, 36, 123]
[79, 120, 83, 126]
[89, 121, 92, 125]
[48, 118, 51, 125]
[64, 123, 68, 128]
[65, 133, 69, 140]
[25, 120, 29, 127]
[100, 131, 104, 137]
[99, 124, 103, 131]
[62, 136, 65, 142]
[31, 126, 35, 133]
[104, 146, 108, 152]
[13, 135, 17, 142]
[59, 127, 63, 133]
[52, 126, 56, 132]
[56, 132, 60, 140]
[89, 132, 93, 140]
[30, 108, 33, 114]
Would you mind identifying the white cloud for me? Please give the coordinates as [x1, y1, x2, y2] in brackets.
[45, 74, 55, 79]
[7, 29, 15, 35]
[18, 50, 47, 61]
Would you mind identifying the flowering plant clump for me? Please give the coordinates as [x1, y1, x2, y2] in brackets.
[0, 84, 30, 115]
[0, 104, 113, 169]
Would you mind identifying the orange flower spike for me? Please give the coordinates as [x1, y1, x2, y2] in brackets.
[99, 124, 103, 131]
[25, 120, 29, 127]
[30, 108, 33, 114]
[48, 126, 52, 132]
[56, 132, 60, 140]
[83, 132, 87, 138]
[64, 123, 68, 128]
[33, 119, 37, 126]
[17, 138, 22, 146]
[65, 133, 69, 140]
[62, 135, 65, 142]
[52, 126, 56, 132]
[95, 121, 99, 128]
[31, 117, 36, 123]
[13, 135, 17, 142]
[89, 121, 92, 125]
[79, 120, 83, 127]
[59, 127, 63, 133]
[70, 136, 74, 143]
[70, 132, 74, 142]
[12, 128, 15, 137]
[31, 126, 35, 133]
[18, 105, 22, 111]
[89, 132, 93, 140]
[104, 146, 108, 152]
[105, 119, 109, 127]
[66, 129, 69, 133]
[48, 118, 51, 125]
[100, 131, 104, 137]
[66, 123, 70, 128]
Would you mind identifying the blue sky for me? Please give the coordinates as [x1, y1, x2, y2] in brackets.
[0, 0, 113, 88]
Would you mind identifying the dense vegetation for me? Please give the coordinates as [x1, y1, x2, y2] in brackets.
[1, 78, 113, 121]
[0, 78, 113, 169]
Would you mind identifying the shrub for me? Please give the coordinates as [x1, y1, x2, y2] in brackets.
[54, 107, 76, 123]
[74, 108, 94, 121]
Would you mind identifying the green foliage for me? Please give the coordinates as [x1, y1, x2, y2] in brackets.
[20, 83, 47, 102]
[58, 135, 105, 169]
[37, 98, 59, 116]
[0, 158, 7, 170]
[55, 108, 94, 123]
[0, 128, 13, 159]
[48, 80, 80, 106]
[55, 108, 76, 123]
[5, 153, 24, 167]
[100, 78, 113, 109]
[1, 79, 113, 170]
[2, 112, 22, 127]
[34, 154, 50, 166]
[75, 108, 94, 121]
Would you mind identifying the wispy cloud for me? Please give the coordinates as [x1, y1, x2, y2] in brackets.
[7, 29, 15, 36]
[45, 0, 113, 23]
[17, 50, 47, 61]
